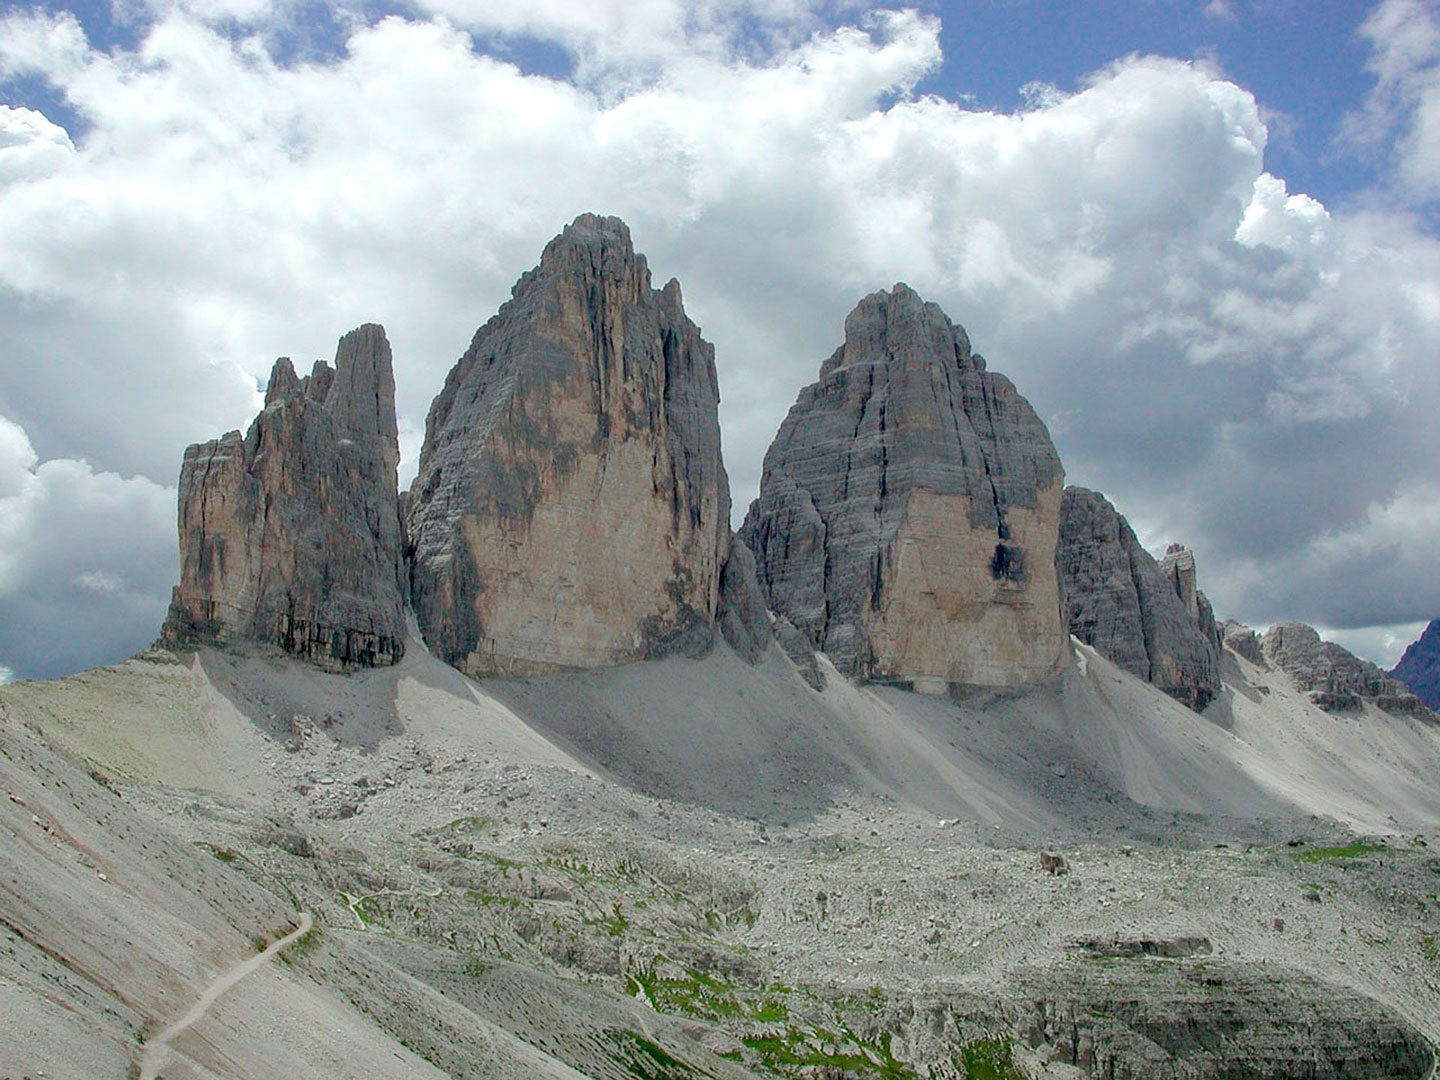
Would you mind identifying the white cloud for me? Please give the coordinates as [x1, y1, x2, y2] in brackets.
[1348, 0, 1440, 203]
[0, 666, 12, 685]
[0, 4, 1437, 677]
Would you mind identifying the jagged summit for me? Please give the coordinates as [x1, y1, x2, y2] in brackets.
[1262, 622, 1429, 716]
[406, 212, 765, 677]
[1392, 619, 1440, 709]
[740, 284, 1067, 694]
[1056, 487, 1222, 711]
[161, 323, 406, 670]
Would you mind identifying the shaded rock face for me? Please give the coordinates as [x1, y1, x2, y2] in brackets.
[1056, 489, 1222, 711]
[407, 214, 751, 676]
[1222, 619, 1266, 667]
[162, 325, 406, 670]
[1263, 623, 1430, 716]
[1391, 619, 1440, 709]
[739, 285, 1067, 694]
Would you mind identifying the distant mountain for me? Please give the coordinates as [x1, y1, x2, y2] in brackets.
[1392, 620, 1440, 709]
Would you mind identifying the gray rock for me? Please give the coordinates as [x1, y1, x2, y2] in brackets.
[1262, 623, 1430, 716]
[1390, 619, 1440, 709]
[406, 214, 737, 676]
[716, 539, 772, 665]
[1221, 620, 1266, 667]
[160, 324, 406, 670]
[740, 284, 1068, 694]
[772, 616, 824, 691]
[1056, 487, 1222, 711]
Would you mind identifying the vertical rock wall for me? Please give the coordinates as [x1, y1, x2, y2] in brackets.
[1056, 487, 1221, 710]
[739, 285, 1068, 694]
[406, 214, 749, 676]
[161, 324, 406, 670]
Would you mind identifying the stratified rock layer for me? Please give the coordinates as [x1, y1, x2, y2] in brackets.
[407, 214, 748, 676]
[1057, 488, 1222, 710]
[1391, 619, 1440, 709]
[740, 285, 1067, 693]
[162, 324, 405, 670]
[1263, 623, 1429, 715]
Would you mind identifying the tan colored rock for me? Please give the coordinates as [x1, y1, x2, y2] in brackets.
[161, 324, 406, 670]
[740, 285, 1067, 693]
[407, 214, 754, 676]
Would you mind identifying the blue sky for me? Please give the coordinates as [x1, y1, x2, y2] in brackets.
[1, 0, 1438, 680]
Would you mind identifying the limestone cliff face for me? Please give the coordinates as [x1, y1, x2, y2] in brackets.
[407, 214, 754, 676]
[1391, 620, 1440, 709]
[1263, 623, 1430, 716]
[739, 285, 1067, 693]
[161, 324, 406, 670]
[1056, 488, 1222, 711]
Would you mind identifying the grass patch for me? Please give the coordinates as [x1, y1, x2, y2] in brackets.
[604, 1029, 710, 1079]
[958, 1037, 1027, 1080]
[628, 964, 792, 1025]
[1421, 934, 1440, 967]
[1291, 842, 1385, 863]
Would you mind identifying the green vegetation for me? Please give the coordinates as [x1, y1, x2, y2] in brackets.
[627, 963, 792, 1024]
[958, 1037, 1027, 1080]
[1291, 841, 1385, 863]
[1421, 933, 1440, 967]
[604, 1029, 710, 1080]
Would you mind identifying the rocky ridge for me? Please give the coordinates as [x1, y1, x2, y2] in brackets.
[1056, 488, 1222, 711]
[1261, 622, 1430, 715]
[406, 214, 761, 677]
[1392, 620, 1440, 709]
[739, 284, 1068, 694]
[160, 324, 406, 671]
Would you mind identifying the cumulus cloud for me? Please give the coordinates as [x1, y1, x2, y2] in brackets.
[0, 3, 1438, 677]
[1347, 0, 1440, 202]
[0, 416, 175, 680]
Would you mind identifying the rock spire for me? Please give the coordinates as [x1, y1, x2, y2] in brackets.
[739, 284, 1067, 694]
[406, 214, 762, 676]
[161, 324, 406, 670]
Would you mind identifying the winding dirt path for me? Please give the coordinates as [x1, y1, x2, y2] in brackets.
[137, 912, 314, 1080]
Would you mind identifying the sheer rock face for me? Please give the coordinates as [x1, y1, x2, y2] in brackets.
[1391, 620, 1440, 709]
[1056, 488, 1222, 711]
[161, 324, 405, 670]
[1263, 622, 1430, 716]
[1222, 620, 1267, 667]
[407, 214, 753, 677]
[739, 284, 1067, 694]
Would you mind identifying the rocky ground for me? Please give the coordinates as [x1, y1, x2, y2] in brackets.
[3, 634, 1440, 1078]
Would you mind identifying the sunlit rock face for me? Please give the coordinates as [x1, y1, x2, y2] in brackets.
[740, 285, 1068, 694]
[162, 324, 406, 670]
[406, 214, 751, 677]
